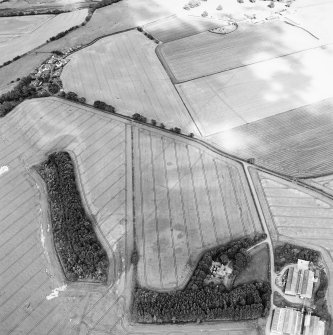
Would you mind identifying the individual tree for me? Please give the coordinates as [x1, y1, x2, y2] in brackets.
[48, 83, 59, 94]
[65, 91, 78, 101]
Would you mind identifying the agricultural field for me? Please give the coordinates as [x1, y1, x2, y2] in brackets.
[0, 97, 265, 334]
[177, 44, 333, 138]
[143, 15, 220, 43]
[305, 175, 333, 197]
[0, 97, 133, 334]
[0, 0, 175, 89]
[133, 127, 262, 290]
[249, 168, 333, 313]
[0, 52, 52, 93]
[61, 30, 198, 134]
[0, 15, 54, 34]
[0, 0, 96, 12]
[37, 0, 174, 53]
[0, 9, 88, 65]
[158, 20, 320, 83]
[204, 97, 333, 178]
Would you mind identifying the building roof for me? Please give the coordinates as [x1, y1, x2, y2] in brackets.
[285, 267, 298, 296]
[271, 307, 285, 334]
[297, 259, 309, 271]
[271, 308, 325, 335]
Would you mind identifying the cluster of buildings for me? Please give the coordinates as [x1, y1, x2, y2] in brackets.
[204, 261, 233, 286]
[285, 260, 318, 299]
[31, 55, 69, 88]
[210, 261, 233, 278]
[271, 307, 325, 335]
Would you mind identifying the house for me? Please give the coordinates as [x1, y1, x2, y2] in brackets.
[210, 261, 232, 278]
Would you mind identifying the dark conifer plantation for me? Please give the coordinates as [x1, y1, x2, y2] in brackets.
[37, 151, 109, 282]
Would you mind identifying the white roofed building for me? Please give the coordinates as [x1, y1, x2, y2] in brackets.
[271, 308, 325, 335]
[284, 259, 317, 299]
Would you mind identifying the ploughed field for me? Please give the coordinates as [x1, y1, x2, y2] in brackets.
[61, 30, 198, 134]
[0, 9, 88, 65]
[249, 168, 333, 313]
[143, 15, 220, 43]
[207, 97, 333, 178]
[158, 20, 320, 83]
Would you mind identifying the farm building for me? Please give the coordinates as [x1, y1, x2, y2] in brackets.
[270, 308, 325, 335]
[303, 313, 326, 335]
[284, 259, 317, 299]
[270, 307, 303, 335]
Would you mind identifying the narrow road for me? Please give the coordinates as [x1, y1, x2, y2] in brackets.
[243, 163, 275, 335]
